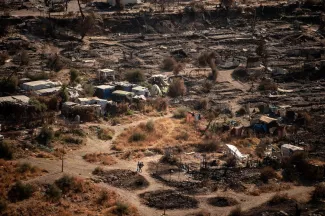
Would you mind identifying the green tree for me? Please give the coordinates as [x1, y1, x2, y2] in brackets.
[70, 69, 79, 84]
[59, 85, 69, 102]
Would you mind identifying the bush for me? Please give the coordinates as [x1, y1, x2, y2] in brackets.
[201, 80, 213, 93]
[46, 184, 62, 201]
[198, 51, 216, 67]
[162, 57, 176, 71]
[59, 85, 69, 102]
[145, 120, 155, 132]
[16, 163, 34, 173]
[196, 98, 209, 110]
[173, 63, 184, 76]
[153, 97, 168, 111]
[113, 202, 129, 215]
[0, 52, 9, 65]
[70, 68, 79, 84]
[26, 72, 49, 81]
[63, 135, 83, 145]
[0, 199, 7, 213]
[83, 83, 95, 97]
[93, 166, 104, 175]
[312, 182, 325, 202]
[176, 131, 189, 141]
[258, 79, 277, 91]
[0, 141, 13, 160]
[173, 107, 188, 119]
[232, 67, 248, 81]
[37, 126, 54, 146]
[97, 190, 109, 205]
[125, 70, 145, 83]
[228, 206, 242, 216]
[129, 132, 146, 142]
[260, 166, 277, 183]
[168, 78, 186, 97]
[19, 50, 29, 66]
[8, 181, 34, 202]
[29, 98, 47, 112]
[197, 140, 220, 152]
[236, 107, 247, 116]
[98, 128, 113, 140]
[160, 154, 179, 165]
[55, 175, 75, 193]
[47, 54, 64, 72]
[0, 76, 18, 93]
[268, 193, 290, 206]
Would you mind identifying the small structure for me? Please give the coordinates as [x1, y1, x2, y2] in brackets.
[0, 95, 30, 104]
[115, 82, 134, 92]
[21, 80, 61, 91]
[77, 97, 108, 114]
[97, 69, 115, 81]
[112, 90, 134, 102]
[132, 86, 150, 97]
[225, 144, 248, 161]
[94, 85, 115, 99]
[35, 87, 61, 96]
[281, 144, 304, 157]
[62, 102, 101, 121]
[259, 115, 278, 128]
[107, 0, 141, 6]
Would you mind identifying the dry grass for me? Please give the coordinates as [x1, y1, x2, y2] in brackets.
[2, 175, 139, 216]
[83, 153, 117, 165]
[113, 118, 201, 151]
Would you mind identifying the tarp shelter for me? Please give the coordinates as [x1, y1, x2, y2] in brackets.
[0, 95, 30, 104]
[35, 87, 61, 96]
[112, 90, 135, 102]
[95, 85, 115, 99]
[259, 115, 277, 124]
[21, 80, 61, 91]
[132, 86, 150, 97]
[281, 144, 304, 157]
[225, 144, 248, 161]
[77, 97, 108, 114]
[97, 69, 115, 81]
[114, 82, 134, 92]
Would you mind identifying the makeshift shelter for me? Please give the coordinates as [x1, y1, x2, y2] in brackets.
[35, 87, 61, 96]
[97, 69, 115, 81]
[111, 90, 134, 102]
[21, 80, 61, 91]
[132, 86, 150, 97]
[94, 85, 115, 99]
[281, 144, 304, 157]
[225, 144, 248, 161]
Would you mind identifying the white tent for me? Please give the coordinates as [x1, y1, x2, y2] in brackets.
[225, 144, 248, 161]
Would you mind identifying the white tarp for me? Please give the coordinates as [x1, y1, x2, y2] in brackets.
[225, 144, 248, 161]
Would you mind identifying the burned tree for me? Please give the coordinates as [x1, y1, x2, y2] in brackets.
[77, 12, 103, 40]
[256, 39, 268, 71]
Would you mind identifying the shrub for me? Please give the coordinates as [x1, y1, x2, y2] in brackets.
[232, 67, 248, 81]
[97, 190, 109, 205]
[228, 206, 242, 216]
[98, 128, 113, 140]
[168, 78, 186, 97]
[201, 80, 213, 93]
[236, 107, 247, 116]
[0, 76, 18, 93]
[125, 70, 145, 83]
[268, 193, 290, 206]
[0, 199, 7, 213]
[47, 54, 64, 72]
[160, 154, 179, 165]
[37, 126, 54, 146]
[258, 79, 277, 91]
[145, 120, 155, 132]
[26, 71, 49, 81]
[63, 135, 83, 145]
[162, 57, 176, 71]
[129, 132, 146, 142]
[173, 107, 188, 119]
[197, 140, 220, 152]
[312, 182, 325, 201]
[8, 181, 34, 202]
[46, 184, 62, 201]
[111, 118, 121, 126]
[113, 202, 129, 215]
[55, 175, 75, 193]
[0, 141, 13, 160]
[29, 98, 47, 112]
[0, 52, 9, 65]
[83, 83, 95, 97]
[93, 166, 104, 175]
[196, 98, 209, 110]
[260, 166, 277, 183]
[16, 163, 34, 173]
[173, 63, 184, 76]
[69, 68, 79, 84]
[176, 131, 189, 141]
[198, 51, 216, 67]
[19, 50, 29, 66]
[59, 85, 69, 102]
[153, 97, 168, 111]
